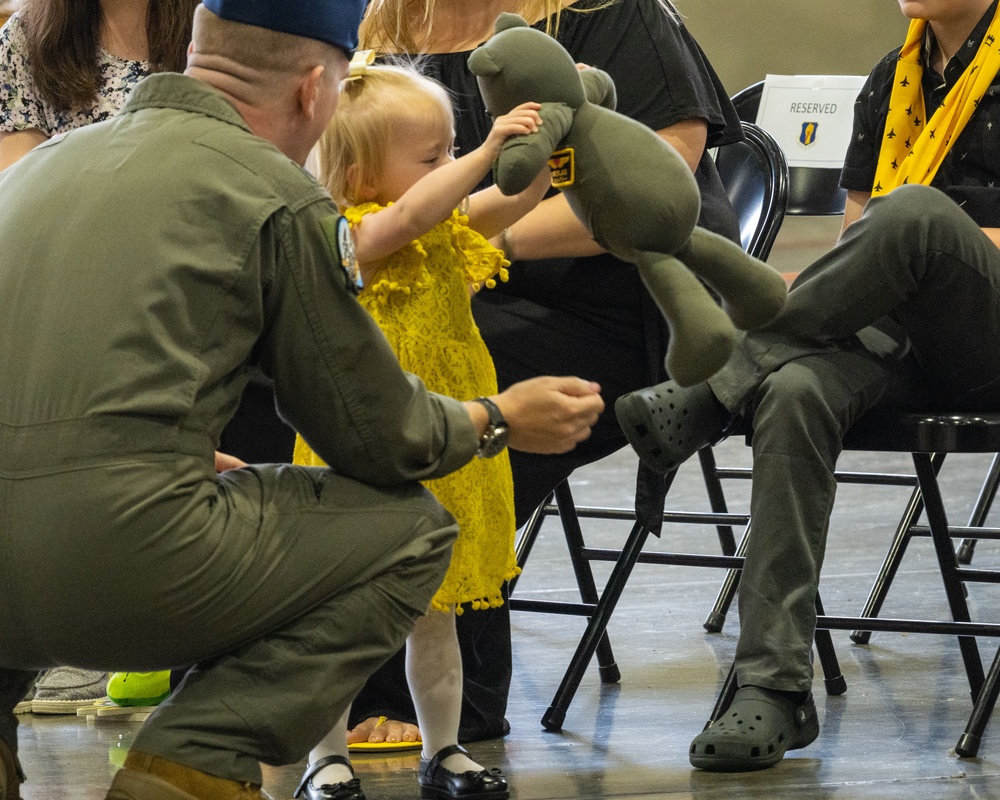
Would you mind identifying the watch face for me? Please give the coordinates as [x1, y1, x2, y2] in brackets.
[472, 396, 509, 458]
[478, 424, 510, 458]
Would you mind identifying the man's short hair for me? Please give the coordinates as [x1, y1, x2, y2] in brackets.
[192, 4, 342, 76]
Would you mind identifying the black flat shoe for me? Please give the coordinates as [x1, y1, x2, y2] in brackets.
[417, 744, 508, 800]
[294, 755, 365, 800]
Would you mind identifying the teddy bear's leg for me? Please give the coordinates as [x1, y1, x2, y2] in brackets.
[634, 251, 737, 387]
[676, 227, 787, 330]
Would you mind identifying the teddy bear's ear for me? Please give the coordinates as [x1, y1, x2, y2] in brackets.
[494, 12, 530, 33]
[467, 47, 500, 77]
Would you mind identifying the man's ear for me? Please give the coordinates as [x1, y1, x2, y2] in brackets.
[297, 64, 327, 121]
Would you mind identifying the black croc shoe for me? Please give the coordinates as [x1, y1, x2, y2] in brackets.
[615, 380, 730, 474]
[417, 745, 508, 800]
[294, 755, 365, 800]
[689, 686, 819, 772]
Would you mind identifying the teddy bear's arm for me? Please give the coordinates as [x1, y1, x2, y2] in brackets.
[493, 102, 574, 196]
[580, 68, 617, 111]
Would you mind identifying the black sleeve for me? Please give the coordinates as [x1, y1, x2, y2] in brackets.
[558, 0, 742, 147]
[840, 50, 899, 192]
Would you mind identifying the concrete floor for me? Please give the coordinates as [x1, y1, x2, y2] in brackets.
[14, 434, 1000, 799]
[12, 220, 1000, 798]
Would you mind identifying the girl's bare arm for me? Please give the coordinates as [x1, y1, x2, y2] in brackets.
[352, 103, 543, 264]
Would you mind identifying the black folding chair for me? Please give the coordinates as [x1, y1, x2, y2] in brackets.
[704, 80, 919, 635]
[701, 80, 1000, 757]
[706, 413, 1000, 756]
[508, 121, 847, 732]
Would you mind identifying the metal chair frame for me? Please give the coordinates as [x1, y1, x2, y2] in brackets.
[511, 81, 1000, 757]
[707, 413, 1000, 757]
[505, 120, 853, 734]
[701, 80, 1000, 757]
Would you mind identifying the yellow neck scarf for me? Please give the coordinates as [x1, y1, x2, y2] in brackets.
[873, 9, 1000, 195]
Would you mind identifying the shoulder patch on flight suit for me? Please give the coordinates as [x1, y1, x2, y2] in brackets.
[320, 214, 361, 293]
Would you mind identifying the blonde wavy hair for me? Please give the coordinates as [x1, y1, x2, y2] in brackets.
[316, 65, 454, 206]
[359, 0, 678, 54]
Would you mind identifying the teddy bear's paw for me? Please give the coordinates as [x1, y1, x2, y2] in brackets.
[677, 227, 788, 330]
[665, 321, 736, 387]
[721, 263, 787, 330]
[634, 250, 738, 386]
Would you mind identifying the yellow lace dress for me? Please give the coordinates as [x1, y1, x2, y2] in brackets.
[293, 203, 519, 612]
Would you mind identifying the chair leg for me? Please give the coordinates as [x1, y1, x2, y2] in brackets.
[703, 523, 751, 633]
[957, 538, 980, 567]
[510, 484, 622, 683]
[956, 641, 1000, 758]
[913, 453, 985, 697]
[541, 518, 653, 732]
[695, 443, 749, 634]
[814, 594, 847, 696]
[552, 481, 621, 684]
[697, 446, 738, 556]
[955, 452, 1000, 565]
[706, 593, 846, 727]
[707, 662, 739, 728]
[509, 491, 553, 595]
[849, 454, 941, 644]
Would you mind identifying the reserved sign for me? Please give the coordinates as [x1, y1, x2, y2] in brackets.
[755, 74, 867, 168]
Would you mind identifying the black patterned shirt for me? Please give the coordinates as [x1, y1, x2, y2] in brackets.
[840, 0, 1000, 227]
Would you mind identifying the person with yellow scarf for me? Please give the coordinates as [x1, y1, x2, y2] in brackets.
[614, 0, 1000, 772]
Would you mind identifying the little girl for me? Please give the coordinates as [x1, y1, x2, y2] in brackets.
[292, 63, 549, 800]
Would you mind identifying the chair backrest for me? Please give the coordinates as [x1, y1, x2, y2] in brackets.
[731, 81, 848, 217]
[714, 120, 789, 262]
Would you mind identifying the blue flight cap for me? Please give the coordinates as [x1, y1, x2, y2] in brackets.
[201, 0, 367, 55]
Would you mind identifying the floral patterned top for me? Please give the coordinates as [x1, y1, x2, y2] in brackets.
[0, 13, 149, 136]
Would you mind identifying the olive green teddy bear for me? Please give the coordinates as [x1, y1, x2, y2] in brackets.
[468, 13, 787, 386]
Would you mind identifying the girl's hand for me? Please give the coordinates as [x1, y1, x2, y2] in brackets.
[480, 102, 543, 161]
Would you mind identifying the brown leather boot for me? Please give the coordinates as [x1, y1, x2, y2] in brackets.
[0, 739, 23, 800]
[106, 750, 265, 800]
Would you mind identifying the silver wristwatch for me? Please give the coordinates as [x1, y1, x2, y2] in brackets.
[471, 396, 509, 458]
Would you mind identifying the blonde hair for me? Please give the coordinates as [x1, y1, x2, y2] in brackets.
[317, 65, 454, 206]
[361, 1, 574, 53]
[359, 1, 679, 53]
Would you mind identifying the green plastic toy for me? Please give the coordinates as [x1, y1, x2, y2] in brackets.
[468, 13, 788, 386]
[107, 671, 171, 707]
